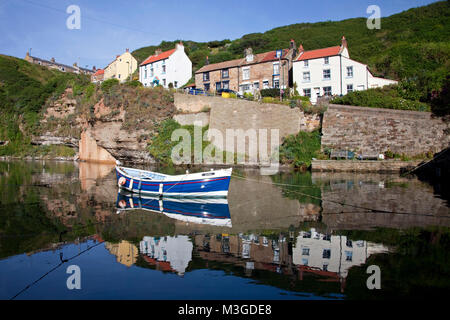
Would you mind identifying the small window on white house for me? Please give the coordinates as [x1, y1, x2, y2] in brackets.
[347, 84, 353, 93]
[304, 60, 308, 67]
[118, 74, 121, 79]
[323, 69, 331, 80]
[144, 70, 147, 78]
[163, 79, 166, 86]
[303, 88, 311, 97]
[345, 251, 353, 261]
[324, 57, 329, 64]
[347, 66, 353, 77]
[323, 86, 332, 96]
[174, 81, 178, 88]
[303, 72, 310, 82]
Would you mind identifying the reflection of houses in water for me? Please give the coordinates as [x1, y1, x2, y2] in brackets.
[293, 228, 389, 278]
[140, 235, 193, 276]
[105, 240, 138, 267]
[194, 233, 292, 275]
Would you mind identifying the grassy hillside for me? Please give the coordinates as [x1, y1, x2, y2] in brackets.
[0, 54, 90, 154]
[133, 1, 450, 101]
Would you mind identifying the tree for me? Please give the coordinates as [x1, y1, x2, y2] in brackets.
[430, 75, 450, 118]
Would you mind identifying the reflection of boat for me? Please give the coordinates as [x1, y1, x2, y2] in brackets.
[116, 190, 232, 227]
[115, 163, 232, 197]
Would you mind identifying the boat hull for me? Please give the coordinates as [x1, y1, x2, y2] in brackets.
[115, 167, 232, 197]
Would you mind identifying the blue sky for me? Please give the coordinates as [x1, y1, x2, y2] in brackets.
[0, 0, 439, 70]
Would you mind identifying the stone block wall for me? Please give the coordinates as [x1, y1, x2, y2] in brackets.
[174, 93, 321, 161]
[322, 104, 450, 155]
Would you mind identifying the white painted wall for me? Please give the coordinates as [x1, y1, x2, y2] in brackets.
[139, 43, 192, 89]
[292, 228, 388, 278]
[140, 235, 193, 275]
[293, 48, 397, 104]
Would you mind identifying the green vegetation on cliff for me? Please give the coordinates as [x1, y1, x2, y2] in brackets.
[0, 55, 176, 157]
[0, 54, 90, 156]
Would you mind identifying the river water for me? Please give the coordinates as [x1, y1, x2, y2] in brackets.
[0, 160, 449, 300]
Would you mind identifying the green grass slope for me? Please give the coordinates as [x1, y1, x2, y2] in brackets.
[0, 54, 90, 154]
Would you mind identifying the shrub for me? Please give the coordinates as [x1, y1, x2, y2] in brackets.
[260, 88, 288, 99]
[279, 130, 321, 169]
[331, 85, 430, 112]
[101, 78, 120, 93]
[125, 80, 143, 88]
[430, 75, 450, 118]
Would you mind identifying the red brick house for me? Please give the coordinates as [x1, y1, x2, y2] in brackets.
[195, 40, 298, 94]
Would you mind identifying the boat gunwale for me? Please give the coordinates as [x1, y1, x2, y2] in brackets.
[116, 166, 232, 183]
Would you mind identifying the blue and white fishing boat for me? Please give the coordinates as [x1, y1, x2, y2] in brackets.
[116, 190, 232, 227]
[115, 162, 232, 197]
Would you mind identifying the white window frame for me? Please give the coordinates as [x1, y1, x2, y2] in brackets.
[347, 66, 353, 78]
[242, 67, 250, 80]
[323, 69, 331, 80]
[303, 71, 310, 82]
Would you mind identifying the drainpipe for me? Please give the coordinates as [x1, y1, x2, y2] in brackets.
[340, 54, 343, 96]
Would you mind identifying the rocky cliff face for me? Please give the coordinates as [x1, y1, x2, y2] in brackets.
[33, 85, 176, 163]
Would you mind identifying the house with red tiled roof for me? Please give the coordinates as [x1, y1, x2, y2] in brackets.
[139, 42, 192, 89]
[91, 68, 104, 83]
[293, 36, 397, 104]
[195, 40, 298, 94]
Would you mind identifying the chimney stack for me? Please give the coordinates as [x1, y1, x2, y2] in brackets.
[155, 48, 162, 56]
[93, 66, 96, 71]
[176, 41, 184, 51]
[73, 62, 78, 67]
[290, 39, 296, 49]
[51, 57, 55, 63]
[205, 56, 209, 65]
[126, 48, 129, 52]
[341, 36, 347, 48]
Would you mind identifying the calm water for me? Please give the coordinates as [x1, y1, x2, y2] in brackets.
[0, 160, 449, 300]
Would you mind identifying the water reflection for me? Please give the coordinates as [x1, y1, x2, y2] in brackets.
[116, 191, 232, 227]
[0, 160, 449, 299]
[140, 235, 193, 276]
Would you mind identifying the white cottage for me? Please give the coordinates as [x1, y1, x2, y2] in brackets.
[139, 42, 192, 89]
[292, 36, 397, 104]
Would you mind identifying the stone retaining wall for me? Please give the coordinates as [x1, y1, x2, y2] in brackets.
[322, 104, 450, 155]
